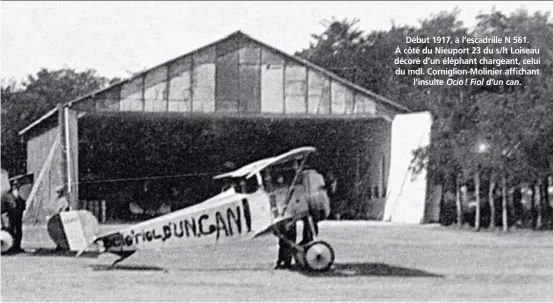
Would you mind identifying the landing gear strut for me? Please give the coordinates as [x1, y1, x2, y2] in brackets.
[274, 217, 335, 272]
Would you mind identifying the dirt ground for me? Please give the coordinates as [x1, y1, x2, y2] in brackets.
[1, 221, 552, 302]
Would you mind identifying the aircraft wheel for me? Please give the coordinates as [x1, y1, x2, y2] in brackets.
[0, 230, 14, 253]
[304, 241, 334, 271]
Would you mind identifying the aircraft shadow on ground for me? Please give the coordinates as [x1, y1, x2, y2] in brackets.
[92, 265, 269, 272]
[13, 248, 99, 258]
[293, 262, 444, 278]
[88, 262, 443, 277]
[90, 264, 167, 272]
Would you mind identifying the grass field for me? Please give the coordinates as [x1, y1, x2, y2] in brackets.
[1, 221, 552, 302]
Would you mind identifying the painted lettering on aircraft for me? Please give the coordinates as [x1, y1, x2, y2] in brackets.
[103, 202, 251, 250]
[241, 199, 252, 232]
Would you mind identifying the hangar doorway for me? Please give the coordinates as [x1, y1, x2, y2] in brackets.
[77, 113, 391, 222]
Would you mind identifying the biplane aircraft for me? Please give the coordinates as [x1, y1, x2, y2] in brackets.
[77, 147, 335, 271]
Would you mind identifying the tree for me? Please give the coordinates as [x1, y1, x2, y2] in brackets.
[488, 171, 497, 230]
[296, 18, 366, 82]
[295, 18, 420, 110]
[298, 8, 552, 230]
[1, 68, 111, 175]
[474, 9, 553, 230]
[474, 171, 481, 231]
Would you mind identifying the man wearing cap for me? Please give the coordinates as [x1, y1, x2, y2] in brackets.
[1, 180, 27, 254]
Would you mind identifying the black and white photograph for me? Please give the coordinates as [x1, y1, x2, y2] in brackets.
[1, 1, 552, 301]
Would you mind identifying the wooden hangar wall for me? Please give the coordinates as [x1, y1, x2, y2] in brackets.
[23, 107, 79, 224]
[24, 122, 62, 224]
[69, 32, 404, 118]
[21, 32, 408, 223]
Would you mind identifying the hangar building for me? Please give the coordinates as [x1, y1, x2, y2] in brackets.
[18, 31, 410, 224]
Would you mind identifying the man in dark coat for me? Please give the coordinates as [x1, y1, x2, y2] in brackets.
[272, 173, 297, 269]
[1, 181, 26, 254]
[274, 223, 297, 269]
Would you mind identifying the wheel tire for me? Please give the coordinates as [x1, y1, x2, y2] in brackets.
[0, 230, 14, 253]
[304, 241, 334, 272]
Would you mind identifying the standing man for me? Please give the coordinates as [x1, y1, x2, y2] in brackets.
[10, 181, 26, 253]
[274, 223, 297, 269]
[1, 180, 26, 254]
[273, 173, 297, 269]
[300, 170, 337, 243]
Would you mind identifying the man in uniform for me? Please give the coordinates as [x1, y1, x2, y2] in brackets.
[1, 180, 26, 254]
[272, 173, 296, 269]
[275, 224, 296, 269]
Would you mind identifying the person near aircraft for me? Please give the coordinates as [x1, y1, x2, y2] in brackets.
[273, 173, 297, 269]
[1, 180, 26, 254]
[77, 147, 336, 272]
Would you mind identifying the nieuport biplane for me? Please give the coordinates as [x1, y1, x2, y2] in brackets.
[78, 147, 335, 271]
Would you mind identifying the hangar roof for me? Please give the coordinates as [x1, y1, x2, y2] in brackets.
[19, 31, 410, 136]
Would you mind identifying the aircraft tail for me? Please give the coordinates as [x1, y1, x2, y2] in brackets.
[76, 230, 135, 258]
[75, 237, 99, 257]
[47, 210, 100, 253]
[76, 234, 106, 257]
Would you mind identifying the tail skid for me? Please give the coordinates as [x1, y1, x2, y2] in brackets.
[108, 251, 136, 269]
[75, 237, 102, 258]
[76, 235, 137, 268]
[75, 230, 120, 258]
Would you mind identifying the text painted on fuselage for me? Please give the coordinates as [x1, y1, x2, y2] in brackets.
[104, 201, 252, 250]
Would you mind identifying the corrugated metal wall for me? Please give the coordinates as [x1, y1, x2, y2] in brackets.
[89, 35, 390, 119]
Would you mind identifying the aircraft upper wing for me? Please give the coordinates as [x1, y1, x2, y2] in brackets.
[213, 158, 274, 180]
[213, 146, 316, 180]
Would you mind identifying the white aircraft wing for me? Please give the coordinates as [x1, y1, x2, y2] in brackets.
[213, 146, 316, 180]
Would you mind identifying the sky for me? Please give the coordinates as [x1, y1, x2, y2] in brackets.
[1, 1, 552, 82]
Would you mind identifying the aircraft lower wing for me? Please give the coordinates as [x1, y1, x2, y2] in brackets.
[251, 214, 303, 239]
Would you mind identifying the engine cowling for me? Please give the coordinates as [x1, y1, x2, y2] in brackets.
[302, 170, 330, 222]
